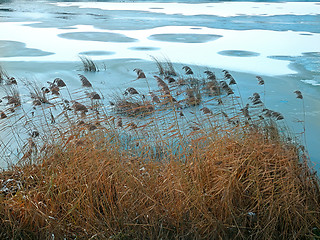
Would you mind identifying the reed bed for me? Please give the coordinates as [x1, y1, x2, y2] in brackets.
[0, 62, 319, 239]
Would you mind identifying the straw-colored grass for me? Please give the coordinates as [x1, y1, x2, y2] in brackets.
[0, 122, 319, 239]
[0, 63, 319, 239]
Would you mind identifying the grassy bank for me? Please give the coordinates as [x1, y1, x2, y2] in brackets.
[0, 61, 319, 239]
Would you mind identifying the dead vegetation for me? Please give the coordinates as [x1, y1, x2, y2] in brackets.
[0, 62, 319, 240]
[79, 55, 99, 72]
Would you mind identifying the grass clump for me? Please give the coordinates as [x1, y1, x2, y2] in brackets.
[0, 121, 319, 239]
[79, 55, 99, 72]
[0, 62, 319, 239]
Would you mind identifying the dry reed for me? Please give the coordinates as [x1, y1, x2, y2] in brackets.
[79, 55, 99, 72]
[0, 62, 319, 240]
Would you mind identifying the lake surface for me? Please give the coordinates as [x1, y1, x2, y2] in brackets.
[0, 0, 319, 171]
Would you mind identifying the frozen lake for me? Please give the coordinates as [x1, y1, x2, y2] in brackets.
[0, 0, 320, 171]
[1, 1, 320, 76]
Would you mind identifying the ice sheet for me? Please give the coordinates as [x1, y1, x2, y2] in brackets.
[53, 2, 320, 17]
[1, 22, 320, 76]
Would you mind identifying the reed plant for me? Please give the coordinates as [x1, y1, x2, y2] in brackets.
[0, 64, 9, 84]
[0, 63, 319, 240]
[150, 56, 176, 76]
[79, 55, 99, 72]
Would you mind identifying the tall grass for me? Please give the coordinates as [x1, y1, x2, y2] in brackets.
[0, 62, 319, 239]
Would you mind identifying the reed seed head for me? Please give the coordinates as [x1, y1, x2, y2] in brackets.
[53, 78, 66, 87]
[164, 76, 176, 83]
[294, 90, 303, 99]
[0, 111, 7, 119]
[182, 66, 194, 75]
[116, 117, 123, 128]
[256, 76, 265, 85]
[7, 77, 17, 85]
[78, 74, 92, 87]
[86, 91, 101, 100]
[228, 76, 236, 85]
[72, 101, 88, 113]
[124, 87, 139, 95]
[200, 107, 212, 114]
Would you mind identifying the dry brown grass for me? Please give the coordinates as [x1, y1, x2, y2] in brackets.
[0, 122, 319, 239]
[0, 63, 319, 239]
